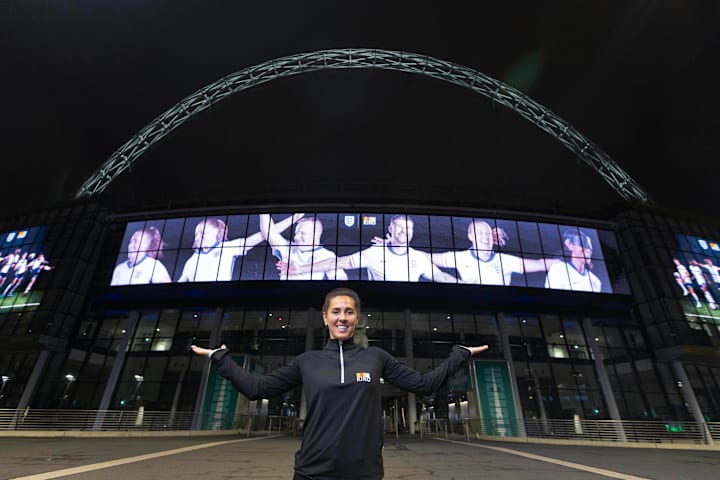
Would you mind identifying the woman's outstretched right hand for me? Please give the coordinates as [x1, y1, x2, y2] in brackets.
[191, 344, 226, 358]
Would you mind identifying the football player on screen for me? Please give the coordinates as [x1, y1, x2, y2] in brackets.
[423, 219, 559, 286]
[545, 230, 602, 292]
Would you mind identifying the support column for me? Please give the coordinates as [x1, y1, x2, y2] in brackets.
[168, 368, 186, 429]
[11, 350, 51, 429]
[93, 311, 140, 430]
[191, 308, 224, 430]
[582, 317, 627, 442]
[299, 307, 315, 422]
[672, 360, 714, 445]
[528, 368, 549, 435]
[495, 312, 526, 437]
[404, 308, 417, 435]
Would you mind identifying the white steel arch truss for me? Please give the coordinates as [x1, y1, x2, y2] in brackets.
[76, 48, 651, 204]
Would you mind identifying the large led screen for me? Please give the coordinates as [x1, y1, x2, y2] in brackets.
[672, 234, 720, 327]
[110, 213, 629, 294]
[0, 226, 53, 310]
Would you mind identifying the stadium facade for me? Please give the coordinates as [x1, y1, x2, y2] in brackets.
[1, 51, 718, 441]
[0, 200, 718, 438]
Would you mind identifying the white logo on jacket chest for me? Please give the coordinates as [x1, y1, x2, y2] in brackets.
[356, 372, 372, 383]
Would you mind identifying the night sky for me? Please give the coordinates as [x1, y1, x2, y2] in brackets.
[4, 2, 719, 221]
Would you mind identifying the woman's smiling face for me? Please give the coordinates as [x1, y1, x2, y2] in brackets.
[323, 295, 358, 341]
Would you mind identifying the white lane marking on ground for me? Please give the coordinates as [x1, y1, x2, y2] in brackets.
[10, 435, 284, 480]
[434, 438, 653, 480]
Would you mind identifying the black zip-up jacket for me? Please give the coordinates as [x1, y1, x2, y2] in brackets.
[212, 338, 471, 479]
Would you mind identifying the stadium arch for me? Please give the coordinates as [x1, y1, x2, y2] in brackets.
[75, 48, 651, 205]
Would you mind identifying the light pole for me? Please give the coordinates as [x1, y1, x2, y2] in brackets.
[133, 374, 144, 408]
[60, 374, 76, 408]
[0, 375, 10, 401]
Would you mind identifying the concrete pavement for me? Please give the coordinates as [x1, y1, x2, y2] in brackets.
[1, 434, 717, 479]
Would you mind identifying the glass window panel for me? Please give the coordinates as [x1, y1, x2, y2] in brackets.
[429, 215, 455, 250]
[178, 311, 200, 335]
[597, 229, 620, 261]
[219, 309, 245, 348]
[75, 320, 95, 340]
[226, 214, 250, 241]
[143, 218, 166, 246]
[451, 313, 474, 339]
[561, 318, 586, 346]
[265, 309, 289, 332]
[428, 248, 459, 283]
[95, 317, 121, 339]
[643, 392, 669, 419]
[355, 213, 386, 281]
[359, 213, 385, 246]
[156, 310, 178, 337]
[261, 244, 281, 280]
[517, 221, 543, 255]
[196, 311, 216, 342]
[538, 223, 563, 257]
[287, 309, 308, 337]
[151, 338, 172, 351]
[174, 248, 201, 282]
[429, 312, 453, 334]
[614, 362, 639, 390]
[504, 315, 524, 356]
[551, 364, 577, 391]
[383, 312, 406, 357]
[498, 252, 526, 286]
[118, 221, 146, 254]
[547, 343, 569, 359]
[143, 357, 168, 383]
[134, 312, 158, 341]
[624, 328, 646, 350]
[161, 217, 186, 252]
[408, 215, 431, 249]
[283, 213, 313, 250]
[337, 213, 361, 245]
[315, 213, 341, 249]
[451, 216, 472, 250]
[555, 388, 583, 418]
[587, 260, 610, 293]
[178, 216, 205, 251]
[545, 262, 572, 291]
[572, 364, 599, 391]
[411, 312, 431, 358]
[156, 249, 178, 283]
[361, 244, 395, 282]
[310, 252, 344, 282]
[474, 314, 500, 353]
[580, 389, 606, 417]
[110, 252, 130, 285]
[524, 258, 552, 289]
[495, 219, 521, 254]
[334, 244, 363, 281]
[238, 245, 264, 280]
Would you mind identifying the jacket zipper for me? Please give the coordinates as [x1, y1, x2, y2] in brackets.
[339, 340, 345, 384]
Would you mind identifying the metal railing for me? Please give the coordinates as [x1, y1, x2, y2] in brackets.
[458, 418, 719, 445]
[1, 409, 717, 446]
[417, 419, 450, 439]
[0, 408, 250, 432]
[267, 415, 303, 436]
